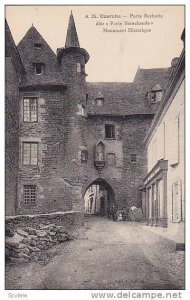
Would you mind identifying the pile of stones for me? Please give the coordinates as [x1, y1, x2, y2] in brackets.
[5, 224, 70, 264]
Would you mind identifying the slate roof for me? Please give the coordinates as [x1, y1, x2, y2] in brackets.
[14, 20, 171, 115]
[5, 19, 25, 75]
[65, 11, 80, 48]
[17, 26, 66, 87]
[86, 67, 171, 116]
[19, 73, 66, 89]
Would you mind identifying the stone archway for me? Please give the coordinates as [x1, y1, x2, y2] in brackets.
[84, 178, 115, 216]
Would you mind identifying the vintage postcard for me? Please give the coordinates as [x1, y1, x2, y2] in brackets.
[4, 4, 185, 297]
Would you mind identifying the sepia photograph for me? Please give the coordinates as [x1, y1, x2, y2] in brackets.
[5, 4, 185, 293]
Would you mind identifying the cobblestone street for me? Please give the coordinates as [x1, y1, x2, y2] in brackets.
[5, 216, 185, 290]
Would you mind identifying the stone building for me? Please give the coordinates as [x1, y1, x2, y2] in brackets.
[142, 30, 185, 237]
[84, 183, 108, 215]
[5, 20, 25, 215]
[5, 13, 184, 220]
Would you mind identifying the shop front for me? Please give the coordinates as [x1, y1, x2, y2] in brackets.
[143, 160, 168, 227]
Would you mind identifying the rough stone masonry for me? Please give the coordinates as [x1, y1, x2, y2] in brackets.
[5, 211, 83, 263]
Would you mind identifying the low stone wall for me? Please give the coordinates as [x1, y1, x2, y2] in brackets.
[5, 211, 84, 264]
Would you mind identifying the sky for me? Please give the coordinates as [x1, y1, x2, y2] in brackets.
[5, 5, 184, 82]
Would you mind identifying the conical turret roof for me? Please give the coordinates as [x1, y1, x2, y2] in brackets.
[65, 11, 80, 48]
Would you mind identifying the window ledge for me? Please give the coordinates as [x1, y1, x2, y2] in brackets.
[23, 121, 38, 124]
[21, 165, 39, 168]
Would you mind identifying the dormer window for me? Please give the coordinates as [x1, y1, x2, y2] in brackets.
[34, 63, 44, 75]
[95, 92, 104, 106]
[78, 104, 86, 116]
[148, 84, 163, 103]
[34, 43, 42, 49]
[96, 99, 104, 106]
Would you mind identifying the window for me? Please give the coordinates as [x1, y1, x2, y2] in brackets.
[89, 186, 93, 193]
[158, 179, 164, 218]
[148, 84, 163, 103]
[34, 63, 44, 75]
[105, 124, 115, 139]
[152, 139, 157, 167]
[107, 153, 115, 166]
[99, 185, 104, 192]
[34, 43, 42, 49]
[96, 99, 104, 106]
[23, 97, 38, 122]
[95, 92, 104, 106]
[170, 116, 180, 166]
[81, 150, 88, 163]
[157, 123, 165, 160]
[130, 154, 137, 163]
[78, 104, 85, 116]
[77, 63, 81, 73]
[172, 181, 182, 222]
[86, 94, 88, 104]
[150, 91, 163, 103]
[24, 185, 37, 206]
[23, 142, 38, 166]
[152, 184, 157, 219]
[148, 187, 152, 219]
[81, 105, 85, 116]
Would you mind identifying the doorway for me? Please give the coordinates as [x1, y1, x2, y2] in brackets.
[84, 178, 115, 216]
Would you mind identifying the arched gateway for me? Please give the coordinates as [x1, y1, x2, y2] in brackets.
[84, 178, 115, 216]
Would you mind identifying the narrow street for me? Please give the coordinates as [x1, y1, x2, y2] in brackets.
[5, 216, 185, 290]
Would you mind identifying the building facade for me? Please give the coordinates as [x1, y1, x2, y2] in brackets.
[5, 13, 184, 223]
[5, 20, 25, 215]
[84, 183, 108, 215]
[142, 30, 185, 236]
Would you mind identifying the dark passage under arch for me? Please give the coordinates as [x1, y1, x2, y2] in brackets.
[84, 178, 115, 216]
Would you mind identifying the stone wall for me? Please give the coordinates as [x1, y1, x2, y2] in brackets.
[5, 211, 84, 263]
[122, 115, 153, 208]
[84, 114, 153, 210]
[5, 59, 20, 215]
[18, 86, 86, 214]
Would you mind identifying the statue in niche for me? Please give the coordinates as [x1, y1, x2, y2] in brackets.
[95, 142, 104, 162]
